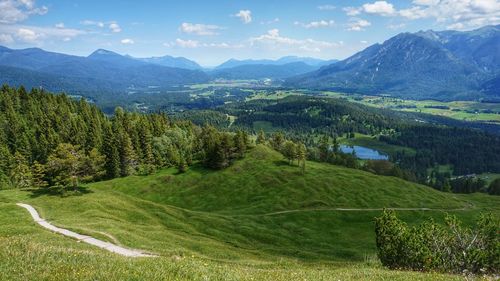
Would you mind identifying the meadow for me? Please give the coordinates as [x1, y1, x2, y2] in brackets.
[1, 145, 498, 280]
[320, 91, 500, 123]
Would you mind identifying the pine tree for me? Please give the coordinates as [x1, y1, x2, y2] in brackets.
[139, 119, 155, 165]
[256, 130, 266, 145]
[119, 132, 137, 177]
[319, 135, 330, 162]
[46, 143, 85, 189]
[82, 148, 106, 182]
[103, 124, 120, 178]
[297, 142, 307, 174]
[10, 152, 32, 188]
[233, 130, 247, 158]
[31, 161, 48, 188]
[270, 131, 285, 151]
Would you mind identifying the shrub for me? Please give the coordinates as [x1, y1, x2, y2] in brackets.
[375, 210, 499, 274]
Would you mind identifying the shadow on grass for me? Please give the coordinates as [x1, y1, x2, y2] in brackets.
[273, 160, 291, 166]
[28, 186, 93, 198]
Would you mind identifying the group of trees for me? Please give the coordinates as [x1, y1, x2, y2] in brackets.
[258, 131, 307, 173]
[201, 126, 250, 169]
[0, 86, 249, 190]
[375, 210, 499, 274]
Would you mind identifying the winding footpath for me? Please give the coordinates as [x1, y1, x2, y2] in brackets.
[262, 207, 469, 216]
[16, 203, 156, 258]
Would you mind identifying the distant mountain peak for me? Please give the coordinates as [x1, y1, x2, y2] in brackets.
[88, 49, 121, 58]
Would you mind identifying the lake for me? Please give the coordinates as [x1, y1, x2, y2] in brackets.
[340, 145, 389, 160]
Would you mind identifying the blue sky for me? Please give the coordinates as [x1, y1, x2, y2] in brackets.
[0, 0, 499, 66]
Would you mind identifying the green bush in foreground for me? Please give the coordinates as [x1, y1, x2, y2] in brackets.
[375, 210, 499, 274]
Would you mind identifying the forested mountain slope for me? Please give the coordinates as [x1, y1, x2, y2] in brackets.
[286, 25, 500, 101]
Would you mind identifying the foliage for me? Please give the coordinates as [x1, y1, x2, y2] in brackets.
[488, 178, 500, 195]
[375, 210, 499, 274]
[0, 86, 246, 189]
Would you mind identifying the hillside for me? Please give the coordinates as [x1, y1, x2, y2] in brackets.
[1, 145, 498, 280]
[286, 25, 500, 101]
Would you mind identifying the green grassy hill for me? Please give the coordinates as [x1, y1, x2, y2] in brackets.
[1, 145, 498, 280]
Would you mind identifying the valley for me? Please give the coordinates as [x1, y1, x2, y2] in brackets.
[0, 5, 498, 279]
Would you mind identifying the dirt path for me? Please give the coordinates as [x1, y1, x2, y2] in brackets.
[16, 203, 156, 258]
[263, 207, 469, 216]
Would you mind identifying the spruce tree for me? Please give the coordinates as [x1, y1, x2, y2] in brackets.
[103, 124, 120, 178]
[31, 161, 48, 188]
[256, 130, 266, 145]
[10, 152, 32, 189]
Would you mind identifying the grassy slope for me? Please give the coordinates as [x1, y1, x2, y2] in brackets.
[0, 145, 498, 280]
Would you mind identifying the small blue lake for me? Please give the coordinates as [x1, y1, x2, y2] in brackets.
[340, 145, 389, 160]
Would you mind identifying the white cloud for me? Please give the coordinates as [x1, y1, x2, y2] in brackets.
[16, 27, 38, 42]
[81, 20, 105, 28]
[0, 0, 48, 24]
[295, 20, 335, 29]
[400, 0, 500, 29]
[234, 10, 252, 24]
[55, 22, 64, 29]
[179, 22, 222, 36]
[203, 42, 244, 48]
[169, 39, 243, 49]
[175, 38, 199, 48]
[120, 38, 134, 44]
[81, 20, 121, 32]
[412, 0, 440, 5]
[250, 29, 341, 53]
[344, 0, 500, 30]
[318, 4, 336, 10]
[109, 22, 121, 33]
[0, 24, 85, 43]
[343, 6, 362, 16]
[360, 40, 369, 44]
[346, 18, 371, 31]
[387, 23, 406, 29]
[362, 1, 395, 16]
[0, 33, 14, 43]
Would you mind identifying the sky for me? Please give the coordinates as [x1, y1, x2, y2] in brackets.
[0, 0, 499, 66]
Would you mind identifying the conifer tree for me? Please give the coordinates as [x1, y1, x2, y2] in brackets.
[119, 132, 137, 177]
[103, 124, 120, 179]
[297, 142, 307, 174]
[10, 152, 32, 188]
[256, 130, 266, 145]
[31, 161, 48, 188]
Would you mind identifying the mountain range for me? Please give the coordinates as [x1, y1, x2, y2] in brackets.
[0, 47, 209, 93]
[0, 25, 498, 100]
[209, 56, 338, 80]
[134, 55, 202, 70]
[286, 25, 500, 101]
[215, 56, 338, 69]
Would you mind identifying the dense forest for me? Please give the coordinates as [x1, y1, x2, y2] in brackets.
[220, 96, 500, 184]
[0, 85, 248, 189]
